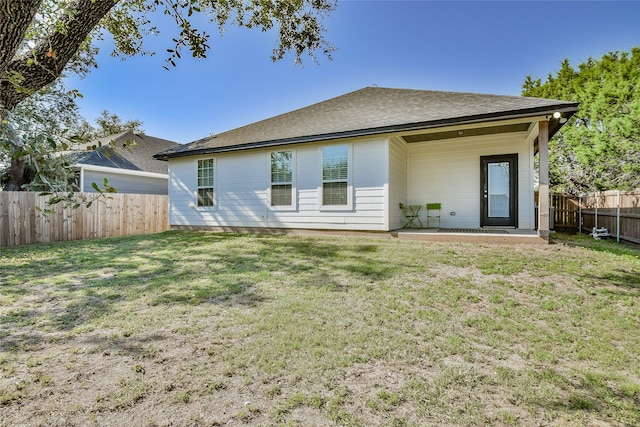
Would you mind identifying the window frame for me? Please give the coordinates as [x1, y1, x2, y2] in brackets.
[319, 143, 353, 211]
[196, 157, 216, 208]
[268, 149, 297, 211]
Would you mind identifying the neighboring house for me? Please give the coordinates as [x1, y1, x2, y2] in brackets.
[68, 131, 180, 194]
[154, 87, 578, 238]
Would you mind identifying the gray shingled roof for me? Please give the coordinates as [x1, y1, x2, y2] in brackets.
[154, 87, 578, 160]
[67, 149, 141, 171]
[74, 131, 180, 173]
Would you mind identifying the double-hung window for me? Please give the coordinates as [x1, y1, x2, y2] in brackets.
[270, 150, 294, 208]
[197, 158, 215, 207]
[322, 144, 350, 207]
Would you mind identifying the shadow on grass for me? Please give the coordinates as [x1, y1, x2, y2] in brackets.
[0, 232, 398, 351]
[263, 238, 395, 281]
[77, 330, 172, 359]
[0, 232, 268, 348]
[0, 331, 46, 353]
[552, 233, 640, 293]
[530, 368, 640, 424]
[587, 268, 640, 294]
[552, 233, 640, 259]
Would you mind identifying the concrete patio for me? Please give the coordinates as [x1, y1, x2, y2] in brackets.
[391, 228, 548, 245]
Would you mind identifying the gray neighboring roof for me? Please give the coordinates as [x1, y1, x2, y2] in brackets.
[154, 87, 579, 160]
[67, 149, 141, 171]
[73, 131, 180, 173]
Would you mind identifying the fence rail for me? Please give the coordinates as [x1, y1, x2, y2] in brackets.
[547, 190, 640, 244]
[0, 192, 169, 248]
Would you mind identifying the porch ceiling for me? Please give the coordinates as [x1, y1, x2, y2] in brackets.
[402, 122, 532, 143]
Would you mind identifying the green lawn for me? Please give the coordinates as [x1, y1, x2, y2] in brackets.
[1, 231, 639, 426]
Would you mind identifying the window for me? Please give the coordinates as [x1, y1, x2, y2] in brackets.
[322, 144, 349, 206]
[197, 158, 214, 207]
[270, 150, 294, 207]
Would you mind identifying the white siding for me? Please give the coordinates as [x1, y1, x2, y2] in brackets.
[407, 132, 535, 229]
[388, 136, 408, 230]
[82, 170, 168, 194]
[168, 129, 538, 232]
[168, 137, 388, 231]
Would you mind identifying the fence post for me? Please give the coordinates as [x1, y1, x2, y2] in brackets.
[578, 195, 582, 234]
[594, 192, 598, 230]
[616, 190, 621, 243]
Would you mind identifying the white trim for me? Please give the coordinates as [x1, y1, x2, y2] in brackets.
[268, 148, 298, 211]
[388, 116, 547, 140]
[319, 143, 353, 211]
[382, 138, 390, 230]
[196, 157, 217, 209]
[76, 163, 168, 180]
[79, 167, 85, 191]
[526, 121, 540, 144]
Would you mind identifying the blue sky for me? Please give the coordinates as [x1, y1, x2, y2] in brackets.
[67, 0, 640, 144]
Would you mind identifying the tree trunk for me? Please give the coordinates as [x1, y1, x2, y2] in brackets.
[5, 157, 26, 191]
[1, 0, 119, 190]
[0, 0, 119, 111]
[0, 1, 43, 79]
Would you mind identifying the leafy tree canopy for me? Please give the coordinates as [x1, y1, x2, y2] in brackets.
[90, 110, 145, 139]
[1, 0, 336, 111]
[0, 82, 142, 193]
[522, 47, 640, 193]
[0, 0, 336, 192]
[0, 81, 83, 191]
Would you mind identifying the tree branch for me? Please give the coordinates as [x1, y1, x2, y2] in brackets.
[0, 0, 119, 110]
[0, 0, 43, 80]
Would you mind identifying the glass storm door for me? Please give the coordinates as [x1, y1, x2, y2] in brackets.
[480, 154, 518, 227]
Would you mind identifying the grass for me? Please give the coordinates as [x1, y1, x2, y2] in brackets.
[0, 231, 639, 426]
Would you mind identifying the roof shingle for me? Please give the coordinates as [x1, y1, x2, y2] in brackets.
[154, 87, 578, 160]
[73, 131, 180, 173]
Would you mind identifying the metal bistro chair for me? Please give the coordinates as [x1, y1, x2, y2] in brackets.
[400, 203, 423, 228]
[426, 203, 441, 228]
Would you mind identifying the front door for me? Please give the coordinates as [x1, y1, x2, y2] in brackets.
[480, 154, 518, 227]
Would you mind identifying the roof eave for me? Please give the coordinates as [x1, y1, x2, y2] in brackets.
[154, 103, 579, 160]
[75, 163, 168, 179]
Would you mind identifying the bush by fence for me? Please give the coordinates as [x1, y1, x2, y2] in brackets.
[0, 192, 169, 248]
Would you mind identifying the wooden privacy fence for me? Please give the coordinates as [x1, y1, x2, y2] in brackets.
[579, 190, 640, 244]
[545, 190, 640, 244]
[0, 192, 169, 248]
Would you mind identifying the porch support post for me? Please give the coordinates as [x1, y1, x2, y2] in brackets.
[538, 120, 550, 239]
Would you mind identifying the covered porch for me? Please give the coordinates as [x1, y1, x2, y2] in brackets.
[393, 117, 559, 243]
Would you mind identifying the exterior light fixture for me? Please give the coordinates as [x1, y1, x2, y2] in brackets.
[553, 111, 562, 119]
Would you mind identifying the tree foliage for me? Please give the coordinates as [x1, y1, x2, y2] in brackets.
[522, 48, 640, 193]
[0, 0, 336, 192]
[0, 81, 84, 191]
[1, 0, 336, 111]
[0, 82, 137, 195]
[90, 110, 144, 139]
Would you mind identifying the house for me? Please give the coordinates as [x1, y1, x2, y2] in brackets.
[154, 87, 578, 241]
[68, 131, 180, 194]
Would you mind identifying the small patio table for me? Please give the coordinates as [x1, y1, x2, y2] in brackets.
[402, 204, 424, 229]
